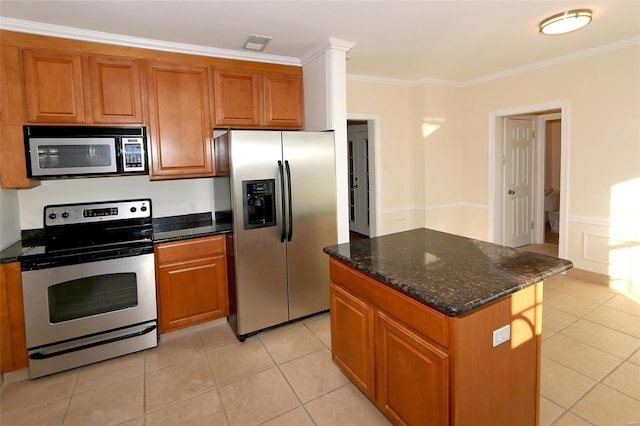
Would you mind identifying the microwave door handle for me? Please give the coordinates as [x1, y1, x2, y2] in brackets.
[285, 160, 293, 242]
[278, 160, 287, 243]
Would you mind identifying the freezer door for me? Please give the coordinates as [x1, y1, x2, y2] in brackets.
[283, 131, 337, 319]
[229, 131, 288, 335]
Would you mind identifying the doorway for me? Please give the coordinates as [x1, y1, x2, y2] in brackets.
[489, 102, 568, 259]
[539, 113, 562, 248]
[346, 116, 379, 242]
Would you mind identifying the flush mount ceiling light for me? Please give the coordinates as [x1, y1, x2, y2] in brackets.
[244, 34, 272, 51]
[539, 9, 592, 35]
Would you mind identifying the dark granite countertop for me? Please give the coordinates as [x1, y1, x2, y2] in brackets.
[152, 211, 232, 243]
[153, 222, 232, 243]
[0, 240, 32, 264]
[323, 228, 573, 317]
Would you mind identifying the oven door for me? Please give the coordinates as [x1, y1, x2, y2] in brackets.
[21, 252, 156, 349]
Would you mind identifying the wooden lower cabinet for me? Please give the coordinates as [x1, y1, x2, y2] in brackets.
[155, 235, 229, 333]
[376, 311, 449, 426]
[0, 262, 28, 373]
[329, 258, 542, 426]
[330, 284, 375, 399]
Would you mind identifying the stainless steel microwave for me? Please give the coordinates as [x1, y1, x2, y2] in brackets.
[24, 126, 149, 178]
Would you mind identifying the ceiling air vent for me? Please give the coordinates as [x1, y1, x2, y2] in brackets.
[244, 35, 272, 51]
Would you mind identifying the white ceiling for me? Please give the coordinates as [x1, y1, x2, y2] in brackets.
[1, 1, 639, 85]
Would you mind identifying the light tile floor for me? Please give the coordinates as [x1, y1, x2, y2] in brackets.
[1, 274, 639, 425]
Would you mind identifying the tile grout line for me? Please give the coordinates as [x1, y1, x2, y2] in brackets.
[197, 328, 233, 426]
[545, 277, 640, 424]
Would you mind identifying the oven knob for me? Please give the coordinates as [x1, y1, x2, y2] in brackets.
[48, 213, 57, 220]
[130, 207, 137, 213]
[62, 212, 69, 219]
[140, 206, 147, 212]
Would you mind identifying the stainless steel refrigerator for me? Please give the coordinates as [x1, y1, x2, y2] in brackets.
[220, 130, 337, 340]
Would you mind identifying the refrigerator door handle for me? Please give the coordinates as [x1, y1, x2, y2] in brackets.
[285, 160, 293, 242]
[278, 160, 287, 243]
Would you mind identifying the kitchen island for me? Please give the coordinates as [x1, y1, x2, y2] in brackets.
[323, 228, 572, 426]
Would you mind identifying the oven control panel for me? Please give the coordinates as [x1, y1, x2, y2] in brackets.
[44, 199, 151, 227]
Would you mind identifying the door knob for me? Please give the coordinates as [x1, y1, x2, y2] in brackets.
[508, 190, 515, 195]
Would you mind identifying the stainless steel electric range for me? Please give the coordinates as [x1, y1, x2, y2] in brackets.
[20, 199, 158, 379]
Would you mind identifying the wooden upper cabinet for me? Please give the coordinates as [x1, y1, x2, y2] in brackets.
[263, 72, 304, 128]
[1, 45, 38, 189]
[212, 67, 304, 129]
[145, 60, 215, 179]
[88, 55, 143, 124]
[21, 49, 144, 125]
[213, 67, 261, 127]
[22, 49, 86, 123]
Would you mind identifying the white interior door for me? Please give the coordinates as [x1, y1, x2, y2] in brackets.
[504, 118, 535, 247]
[348, 130, 370, 236]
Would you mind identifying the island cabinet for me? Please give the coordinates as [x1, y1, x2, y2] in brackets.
[212, 67, 304, 129]
[145, 60, 215, 179]
[155, 235, 229, 333]
[329, 258, 543, 426]
[0, 262, 28, 373]
[21, 49, 144, 124]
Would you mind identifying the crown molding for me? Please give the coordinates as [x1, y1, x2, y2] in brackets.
[301, 37, 357, 65]
[3, 17, 637, 85]
[348, 36, 640, 88]
[0, 17, 301, 66]
[347, 73, 464, 88]
[462, 36, 640, 87]
[346, 74, 414, 87]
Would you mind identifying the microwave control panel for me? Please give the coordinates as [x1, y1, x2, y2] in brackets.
[121, 138, 146, 172]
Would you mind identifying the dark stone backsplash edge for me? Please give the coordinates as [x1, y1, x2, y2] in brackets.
[153, 212, 213, 232]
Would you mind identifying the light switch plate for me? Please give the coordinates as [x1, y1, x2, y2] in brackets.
[492, 324, 511, 347]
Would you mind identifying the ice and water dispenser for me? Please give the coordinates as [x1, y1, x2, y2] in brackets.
[242, 180, 276, 230]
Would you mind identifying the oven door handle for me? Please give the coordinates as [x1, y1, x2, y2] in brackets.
[29, 324, 157, 360]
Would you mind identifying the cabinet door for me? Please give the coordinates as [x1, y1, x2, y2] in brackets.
[213, 67, 261, 127]
[88, 55, 143, 124]
[330, 284, 375, 399]
[2, 45, 35, 189]
[262, 72, 304, 129]
[22, 49, 86, 123]
[375, 311, 449, 426]
[146, 61, 214, 179]
[0, 262, 28, 373]
[157, 254, 228, 332]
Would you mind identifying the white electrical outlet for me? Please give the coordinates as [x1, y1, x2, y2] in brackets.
[492, 324, 511, 347]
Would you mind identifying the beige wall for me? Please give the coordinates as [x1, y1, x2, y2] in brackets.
[0, 184, 21, 250]
[460, 45, 639, 279]
[347, 44, 640, 281]
[346, 81, 415, 234]
[460, 45, 639, 218]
